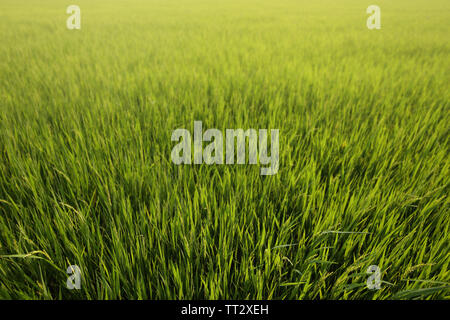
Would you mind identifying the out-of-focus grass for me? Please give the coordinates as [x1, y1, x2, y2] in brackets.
[0, 0, 448, 299]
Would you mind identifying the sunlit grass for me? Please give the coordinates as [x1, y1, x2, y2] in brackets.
[0, 0, 449, 299]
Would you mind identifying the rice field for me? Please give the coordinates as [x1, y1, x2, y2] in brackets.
[0, 0, 449, 299]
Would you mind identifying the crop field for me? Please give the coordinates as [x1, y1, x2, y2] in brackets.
[0, 0, 449, 299]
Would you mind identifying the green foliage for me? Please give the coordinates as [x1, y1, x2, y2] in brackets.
[0, 0, 449, 299]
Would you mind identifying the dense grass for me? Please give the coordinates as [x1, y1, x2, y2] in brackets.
[0, 0, 449, 299]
